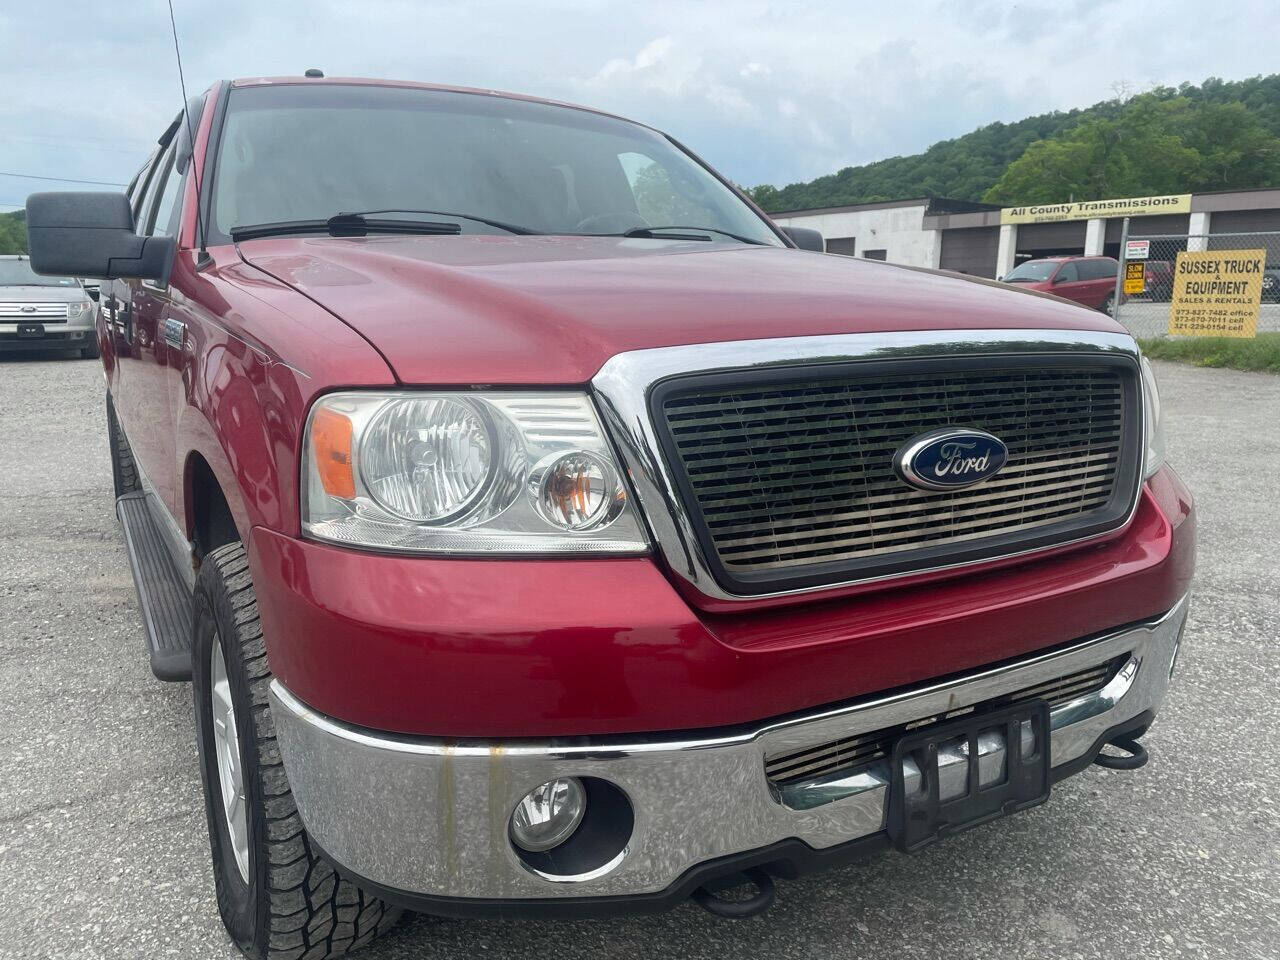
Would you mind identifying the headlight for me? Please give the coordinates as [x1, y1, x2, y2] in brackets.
[1140, 355, 1166, 479]
[302, 392, 649, 554]
[66, 299, 92, 321]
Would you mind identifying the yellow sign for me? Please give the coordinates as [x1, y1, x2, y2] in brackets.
[1168, 249, 1264, 338]
[1000, 194, 1191, 225]
[1123, 262, 1145, 295]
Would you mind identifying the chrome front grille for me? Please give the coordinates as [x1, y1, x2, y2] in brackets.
[654, 358, 1141, 593]
[0, 302, 69, 321]
[764, 656, 1126, 787]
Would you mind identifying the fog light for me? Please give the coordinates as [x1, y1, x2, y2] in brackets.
[510, 777, 586, 852]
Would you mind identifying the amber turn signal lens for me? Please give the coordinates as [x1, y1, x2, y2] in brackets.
[311, 407, 355, 499]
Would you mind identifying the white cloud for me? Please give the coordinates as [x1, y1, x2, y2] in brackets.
[2, 0, 1278, 205]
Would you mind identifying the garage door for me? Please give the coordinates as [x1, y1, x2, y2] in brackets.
[939, 227, 999, 277]
[1017, 221, 1087, 256]
[1104, 214, 1190, 241]
[1209, 209, 1280, 233]
[1208, 209, 1280, 253]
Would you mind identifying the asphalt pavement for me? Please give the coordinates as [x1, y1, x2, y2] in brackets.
[2, 352, 1278, 960]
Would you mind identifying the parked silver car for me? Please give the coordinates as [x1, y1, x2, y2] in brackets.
[0, 254, 98, 358]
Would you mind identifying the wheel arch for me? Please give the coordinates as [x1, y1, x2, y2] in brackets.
[184, 450, 245, 561]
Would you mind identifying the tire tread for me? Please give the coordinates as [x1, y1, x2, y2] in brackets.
[197, 543, 400, 959]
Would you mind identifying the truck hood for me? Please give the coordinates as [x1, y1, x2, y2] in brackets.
[238, 235, 1125, 385]
[0, 285, 90, 303]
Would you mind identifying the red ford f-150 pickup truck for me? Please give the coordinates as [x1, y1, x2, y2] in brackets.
[27, 76, 1194, 959]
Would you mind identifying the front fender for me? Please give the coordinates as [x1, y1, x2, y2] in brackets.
[171, 246, 394, 542]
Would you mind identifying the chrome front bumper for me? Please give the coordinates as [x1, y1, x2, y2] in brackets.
[270, 594, 1189, 903]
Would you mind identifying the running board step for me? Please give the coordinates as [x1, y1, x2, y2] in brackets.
[116, 491, 193, 681]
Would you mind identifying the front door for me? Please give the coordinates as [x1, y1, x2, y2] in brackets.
[116, 138, 184, 521]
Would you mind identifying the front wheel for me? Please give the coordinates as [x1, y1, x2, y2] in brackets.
[192, 543, 400, 959]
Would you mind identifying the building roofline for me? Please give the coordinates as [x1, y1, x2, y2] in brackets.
[771, 196, 1002, 219]
[769, 197, 931, 217]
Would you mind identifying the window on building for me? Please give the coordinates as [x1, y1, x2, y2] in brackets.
[862, 249, 887, 261]
[826, 237, 857, 256]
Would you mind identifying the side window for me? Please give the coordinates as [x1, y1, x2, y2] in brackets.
[129, 150, 160, 225]
[1055, 262, 1079, 283]
[136, 143, 175, 236]
[148, 152, 185, 238]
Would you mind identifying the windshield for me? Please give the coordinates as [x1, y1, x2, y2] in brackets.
[1004, 261, 1059, 282]
[0, 259, 79, 288]
[211, 84, 782, 246]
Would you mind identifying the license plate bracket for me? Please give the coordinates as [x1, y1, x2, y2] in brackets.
[888, 701, 1050, 853]
[17, 323, 45, 338]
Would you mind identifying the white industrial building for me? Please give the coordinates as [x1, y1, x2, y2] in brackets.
[771, 188, 1280, 277]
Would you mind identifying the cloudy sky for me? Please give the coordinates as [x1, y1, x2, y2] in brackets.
[2, 0, 1277, 210]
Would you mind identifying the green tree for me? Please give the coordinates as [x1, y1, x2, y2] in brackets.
[984, 93, 1279, 205]
[1181, 101, 1280, 190]
[0, 210, 28, 255]
[749, 74, 1280, 212]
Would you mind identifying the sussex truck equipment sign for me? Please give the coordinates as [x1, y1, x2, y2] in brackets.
[1168, 249, 1264, 338]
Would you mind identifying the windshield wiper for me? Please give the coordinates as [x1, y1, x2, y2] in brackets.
[620, 225, 768, 246]
[335, 209, 542, 236]
[231, 216, 461, 242]
[230, 208, 542, 243]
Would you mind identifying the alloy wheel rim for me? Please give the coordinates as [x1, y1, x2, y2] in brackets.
[210, 631, 250, 883]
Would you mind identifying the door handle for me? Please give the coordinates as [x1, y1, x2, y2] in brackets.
[162, 316, 185, 349]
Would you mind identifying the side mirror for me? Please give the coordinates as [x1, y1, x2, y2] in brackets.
[83, 284, 100, 302]
[780, 226, 825, 252]
[25, 192, 174, 281]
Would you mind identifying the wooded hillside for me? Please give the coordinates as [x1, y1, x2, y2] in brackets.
[747, 75, 1280, 212]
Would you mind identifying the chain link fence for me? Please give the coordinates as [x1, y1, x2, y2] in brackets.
[1112, 229, 1280, 340]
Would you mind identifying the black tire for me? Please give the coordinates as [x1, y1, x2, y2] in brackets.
[106, 394, 140, 498]
[192, 543, 400, 959]
[81, 338, 101, 359]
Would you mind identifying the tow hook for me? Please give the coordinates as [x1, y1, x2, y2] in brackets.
[1093, 734, 1149, 770]
[692, 867, 776, 918]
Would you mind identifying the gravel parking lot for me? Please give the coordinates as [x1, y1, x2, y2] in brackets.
[2, 353, 1278, 960]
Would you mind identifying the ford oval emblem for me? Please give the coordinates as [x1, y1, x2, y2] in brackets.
[894, 428, 1008, 492]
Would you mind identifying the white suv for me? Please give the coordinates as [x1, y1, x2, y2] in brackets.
[0, 254, 98, 358]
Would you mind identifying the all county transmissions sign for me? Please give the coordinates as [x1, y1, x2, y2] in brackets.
[1168, 249, 1265, 338]
[1000, 194, 1191, 225]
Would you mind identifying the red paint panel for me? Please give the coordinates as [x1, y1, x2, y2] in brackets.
[238, 235, 1125, 386]
[251, 471, 1192, 739]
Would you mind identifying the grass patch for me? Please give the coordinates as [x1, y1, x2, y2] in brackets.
[1138, 332, 1280, 374]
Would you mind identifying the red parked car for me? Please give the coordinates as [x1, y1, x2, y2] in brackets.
[1003, 255, 1121, 312]
[26, 77, 1194, 959]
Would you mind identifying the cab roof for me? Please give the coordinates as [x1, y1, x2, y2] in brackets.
[224, 75, 642, 130]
